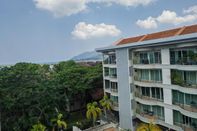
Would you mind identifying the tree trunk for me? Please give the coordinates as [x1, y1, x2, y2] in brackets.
[93, 119, 95, 127]
[104, 109, 107, 118]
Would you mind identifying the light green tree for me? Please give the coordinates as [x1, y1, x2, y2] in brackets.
[51, 113, 67, 131]
[31, 122, 46, 131]
[86, 102, 102, 126]
[99, 95, 111, 118]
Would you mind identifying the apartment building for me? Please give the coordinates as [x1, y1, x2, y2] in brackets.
[96, 24, 197, 131]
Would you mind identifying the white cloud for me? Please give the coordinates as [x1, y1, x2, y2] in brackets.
[71, 22, 121, 39]
[89, 0, 155, 7]
[136, 5, 197, 29]
[136, 17, 157, 29]
[34, 0, 156, 17]
[157, 10, 197, 25]
[183, 5, 197, 14]
[33, 0, 87, 17]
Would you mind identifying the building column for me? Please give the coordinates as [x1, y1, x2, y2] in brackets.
[116, 48, 133, 130]
[161, 48, 174, 126]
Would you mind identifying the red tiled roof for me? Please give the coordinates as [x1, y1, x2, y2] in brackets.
[116, 35, 144, 45]
[116, 24, 197, 45]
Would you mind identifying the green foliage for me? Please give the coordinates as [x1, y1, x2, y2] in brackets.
[171, 70, 183, 85]
[136, 122, 162, 131]
[99, 95, 111, 117]
[51, 113, 67, 130]
[86, 102, 102, 126]
[31, 122, 46, 131]
[0, 61, 102, 130]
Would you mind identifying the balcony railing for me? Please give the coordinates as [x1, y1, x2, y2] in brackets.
[111, 88, 118, 93]
[173, 102, 197, 112]
[133, 58, 161, 65]
[134, 75, 162, 83]
[170, 57, 197, 65]
[174, 122, 197, 131]
[172, 79, 197, 89]
[136, 108, 164, 121]
[135, 92, 163, 102]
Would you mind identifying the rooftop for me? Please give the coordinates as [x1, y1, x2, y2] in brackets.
[116, 24, 197, 45]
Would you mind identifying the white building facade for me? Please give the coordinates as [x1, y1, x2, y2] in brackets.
[96, 25, 197, 131]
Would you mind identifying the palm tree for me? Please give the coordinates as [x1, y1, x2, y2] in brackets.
[86, 102, 102, 126]
[99, 95, 111, 118]
[136, 122, 162, 131]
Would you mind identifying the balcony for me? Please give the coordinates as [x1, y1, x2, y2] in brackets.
[104, 67, 117, 79]
[111, 88, 118, 93]
[174, 123, 197, 131]
[136, 103, 165, 122]
[172, 90, 197, 112]
[103, 54, 116, 65]
[134, 69, 162, 83]
[170, 48, 197, 65]
[133, 51, 161, 65]
[173, 102, 197, 112]
[135, 92, 163, 102]
[136, 108, 164, 122]
[171, 70, 197, 88]
[174, 110, 197, 131]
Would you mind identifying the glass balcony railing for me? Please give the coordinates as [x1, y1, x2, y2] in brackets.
[135, 92, 163, 102]
[134, 69, 162, 83]
[136, 105, 165, 121]
[174, 110, 197, 130]
[171, 70, 197, 88]
[170, 48, 197, 65]
[133, 51, 161, 64]
[172, 90, 197, 112]
[170, 57, 197, 65]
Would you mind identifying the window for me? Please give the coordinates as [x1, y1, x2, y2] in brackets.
[140, 53, 148, 64]
[151, 70, 162, 82]
[170, 48, 197, 65]
[185, 71, 197, 85]
[141, 69, 149, 81]
[110, 68, 117, 78]
[151, 87, 163, 100]
[111, 82, 118, 92]
[105, 80, 110, 89]
[173, 90, 197, 107]
[138, 51, 161, 64]
[141, 87, 150, 97]
[140, 104, 164, 119]
[104, 67, 109, 76]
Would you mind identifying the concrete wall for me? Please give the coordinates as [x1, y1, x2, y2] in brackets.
[116, 48, 133, 130]
[161, 48, 173, 126]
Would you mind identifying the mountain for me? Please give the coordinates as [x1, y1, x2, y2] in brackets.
[71, 51, 102, 61]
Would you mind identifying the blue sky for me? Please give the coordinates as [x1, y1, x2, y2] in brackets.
[0, 0, 197, 65]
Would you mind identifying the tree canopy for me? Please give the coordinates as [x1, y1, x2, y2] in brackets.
[0, 61, 102, 130]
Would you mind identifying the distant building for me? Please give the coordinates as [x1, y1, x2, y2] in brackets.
[96, 24, 197, 131]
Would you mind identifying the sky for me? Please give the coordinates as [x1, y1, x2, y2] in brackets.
[0, 0, 197, 65]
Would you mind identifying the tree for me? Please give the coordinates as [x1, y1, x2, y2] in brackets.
[136, 122, 162, 131]
[99, 95, 111, 118]
[86, 102, 102, 126]
[31, 122, 46, 131]
[0, 61, 103, 130]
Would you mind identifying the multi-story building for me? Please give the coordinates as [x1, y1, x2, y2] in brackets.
[96, 24, 197, 131]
